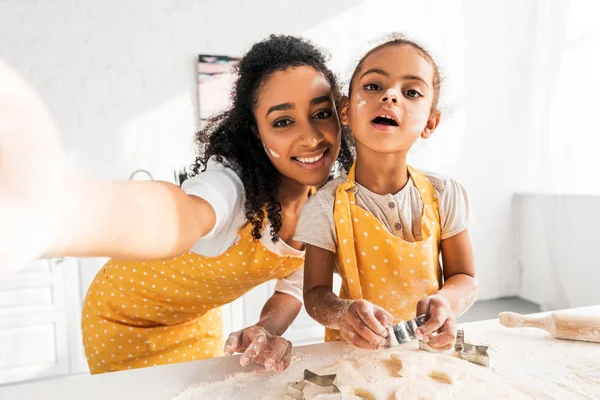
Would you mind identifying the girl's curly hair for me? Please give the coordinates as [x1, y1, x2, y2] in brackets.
[190, 34, 354, 242]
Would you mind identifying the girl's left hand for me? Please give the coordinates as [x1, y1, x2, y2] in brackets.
[415, 294, 457, 351]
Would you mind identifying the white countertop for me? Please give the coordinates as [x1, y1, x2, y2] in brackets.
[2, 307, 600, 399]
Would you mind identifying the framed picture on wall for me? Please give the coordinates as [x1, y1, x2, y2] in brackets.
[197, 54, 240, 124]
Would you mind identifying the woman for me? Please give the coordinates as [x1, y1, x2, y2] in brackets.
[0, 35, 352, 373]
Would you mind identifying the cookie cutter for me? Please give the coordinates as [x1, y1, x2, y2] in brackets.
[455, 329, 465, 352]
[459, 342, 489, 367]
[418, 329, 489, 367]
[456, 329, 489, 367]
[286, 369, 340, 399]
[387, 314, 428, 347]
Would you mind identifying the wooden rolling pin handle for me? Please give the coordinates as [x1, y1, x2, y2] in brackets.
[499, 312, 548, 331]
[499, 311, 600, 343]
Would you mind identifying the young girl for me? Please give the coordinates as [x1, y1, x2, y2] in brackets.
[297, 35, 477, 351]
[0, 35, 353, 373]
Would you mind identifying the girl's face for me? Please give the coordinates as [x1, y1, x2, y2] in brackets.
[254, 66, 341, 187]
[341, 45, 440, 155]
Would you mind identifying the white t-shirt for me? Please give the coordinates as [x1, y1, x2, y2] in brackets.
[181, 158, 304, 302]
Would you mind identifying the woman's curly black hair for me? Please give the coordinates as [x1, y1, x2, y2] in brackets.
[190, 34, 354, 242]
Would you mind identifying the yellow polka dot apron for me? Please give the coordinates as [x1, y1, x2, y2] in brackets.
[325, 163, 442, 342]
[82, 222, 305, 374]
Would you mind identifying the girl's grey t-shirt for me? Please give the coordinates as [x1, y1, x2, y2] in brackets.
[294, 171, 470, 253]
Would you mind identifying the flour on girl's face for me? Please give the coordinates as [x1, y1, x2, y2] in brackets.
[385, 88, 399, 99]
[354, 93, 367, 111]
[406, 112, 429, 134]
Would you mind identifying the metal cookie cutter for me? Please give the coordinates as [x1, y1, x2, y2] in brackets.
[455, 329, 489, 367]
[388, 314, 428, 346]
[418, 329, 489, 367]
[459, 342, 489, 367]
[455, 329, 465, 352]
[286, 369, 340, 399]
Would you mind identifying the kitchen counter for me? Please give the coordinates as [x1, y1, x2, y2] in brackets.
[2, 306, 599, 399]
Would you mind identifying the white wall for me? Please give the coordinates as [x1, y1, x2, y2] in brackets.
[515, 193, 600, 311]
[0, 1, 565, 304]
[0, 0, 365, 181]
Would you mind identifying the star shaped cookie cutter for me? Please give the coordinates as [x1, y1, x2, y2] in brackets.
[459, 341, 489, 367]
[286, 369, 340, 399]
[418, 329, 489, 367]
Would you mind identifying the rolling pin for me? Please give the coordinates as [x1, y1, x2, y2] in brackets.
[499, 311, 600, 343]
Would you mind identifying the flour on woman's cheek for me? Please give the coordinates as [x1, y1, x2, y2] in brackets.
[312, 74, 330, 89]
[263, 143, 281, 158]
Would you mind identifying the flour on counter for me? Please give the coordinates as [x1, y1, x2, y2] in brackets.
[173, 345, 551, 400]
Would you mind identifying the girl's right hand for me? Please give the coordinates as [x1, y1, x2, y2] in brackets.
[338, 299, 394, 350]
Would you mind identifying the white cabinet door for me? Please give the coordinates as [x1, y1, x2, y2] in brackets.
[63, 258, 89, 375]
[0, 258, 79, 385]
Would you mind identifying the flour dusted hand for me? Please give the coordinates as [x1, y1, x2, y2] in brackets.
[224, 325, 292, 372]
[415, 295, 457, 351]
[338, 299, 393, 350]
